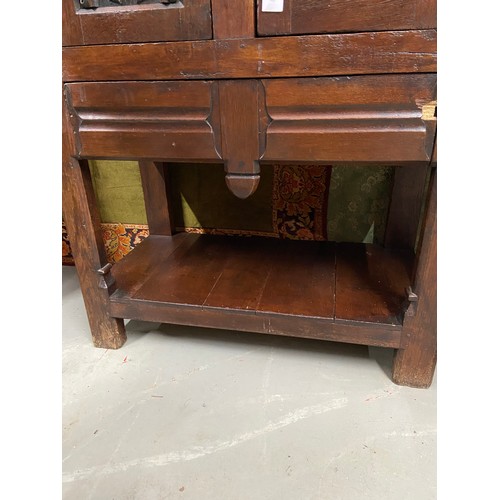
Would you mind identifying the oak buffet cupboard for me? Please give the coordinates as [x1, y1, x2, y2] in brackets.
[62, 0, 437, 388]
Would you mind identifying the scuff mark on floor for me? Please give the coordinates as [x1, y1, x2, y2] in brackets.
[62, 397, 348, 483]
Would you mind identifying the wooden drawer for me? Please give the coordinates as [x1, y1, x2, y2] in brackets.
[261, 74, 437, 163]
[62, 0, 212, 46]
[65, 75, 436, 166]
[257, 0, 436, 36]
[64, 81, 221, 161]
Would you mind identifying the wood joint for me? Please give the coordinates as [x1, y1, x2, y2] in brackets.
[97, 263, 116, 292]
[404, 286, 419, 318]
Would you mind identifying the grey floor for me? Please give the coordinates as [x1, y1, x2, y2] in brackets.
[62, 266, 436, 500]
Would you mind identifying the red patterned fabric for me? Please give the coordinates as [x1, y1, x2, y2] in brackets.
[273, 165, 330, 240]
[63, 222, 150, 265]
[62, 165, 331, 265]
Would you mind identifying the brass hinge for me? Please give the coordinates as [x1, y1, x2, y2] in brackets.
[421, 101, 437, 121]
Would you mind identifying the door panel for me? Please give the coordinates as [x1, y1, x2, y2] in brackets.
[62, 0, 212, 46]
[257, 0, 436, 36]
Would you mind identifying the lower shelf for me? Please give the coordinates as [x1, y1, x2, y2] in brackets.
[109, 233, 413, 348]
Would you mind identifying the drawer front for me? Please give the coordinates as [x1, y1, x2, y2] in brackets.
[62, 0, 212, 46]
[65, 75, 436, 167]
[64, 81, 221, 161]
[257, 0, 436, 36]
[261, 74, 437, 163]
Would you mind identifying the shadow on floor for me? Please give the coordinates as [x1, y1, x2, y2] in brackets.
[126, 319, 367, 357]
[368, 346, 395, 380]
[124, 319, 396, 382]
[62, 266, 82, 297]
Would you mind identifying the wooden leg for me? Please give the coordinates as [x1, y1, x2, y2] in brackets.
[63, 95, 126, 349]
[138, 161, 174, 236]
[392, 168, 436, 387]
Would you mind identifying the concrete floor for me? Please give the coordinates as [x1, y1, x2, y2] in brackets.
[62, 266, 436, 499]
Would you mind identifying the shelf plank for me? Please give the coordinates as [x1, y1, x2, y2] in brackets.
[108, 234, 411, 348]
[111, 233, 194, 297]
[335, 243, 413, 325]
[108, 295, 402, 348]
[203, 237, 275, 310]
[131, 235, 230, 305]
[257, 240, 336, 319]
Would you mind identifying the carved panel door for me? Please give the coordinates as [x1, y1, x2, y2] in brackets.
[62, 0, 213, 46]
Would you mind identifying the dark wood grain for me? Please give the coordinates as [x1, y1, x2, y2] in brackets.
[106, 234, 401, 347]
[224, 175, 261, 199]
[109, 233, 409, 333]
[109, 296, 403, 348]
[62, 1, 437, 386]
[64, 81, 221, 161]
[264, 74, 437, 108]
[108, 235, 403, 347]
[257, 0, 436, 36]
[131, 236, 229, 305]
[264, 129, 430, 164]
[62, 30, 437, 83]
[258, 240, 336, 318]
[111, 233, 193, 296]
[218, 80, 264, 197]
[62, 0, 212, 46]
[67, 80, 214, 109]
[62, 0, 83, 46]
[62, 94, 126, 349]
[385, 166, 430, 250]
[138, 161, 174, 236]
[262, 75, 436, 163]
[203, 237, 274, 310]
[257, 0, 292, 34]
[416, 0, 438, 29]
[212, 0, 255, 39]
[431, 133, 437, 167]
[393, 168, 437, 388]
[335, 244, 413, 326]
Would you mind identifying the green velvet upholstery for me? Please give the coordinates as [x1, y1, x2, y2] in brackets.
[327, 166, 393, 243]
[89, 160, 147, 224]
[88, 160, 394, 244]
[170, 163, 275, 235]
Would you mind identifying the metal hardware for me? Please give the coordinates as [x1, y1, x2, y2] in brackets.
[96, 263, 116, 292]
[405, 286, 418, 302]
[80, 0, 99, 7]
[97, 263, 113, 275]
[80, 0, 178, 9]
[404, 286, 419, 318]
